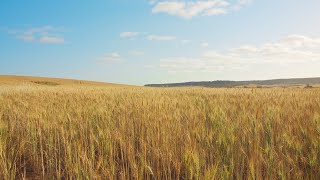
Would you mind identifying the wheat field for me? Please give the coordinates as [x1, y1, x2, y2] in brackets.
[0, 83, 319, 179]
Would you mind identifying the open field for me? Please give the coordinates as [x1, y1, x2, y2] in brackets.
[0, 78, 320, 179]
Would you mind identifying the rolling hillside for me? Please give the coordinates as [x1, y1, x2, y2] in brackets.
[0, 75, 126, 87]
[146, 77, 320, 88]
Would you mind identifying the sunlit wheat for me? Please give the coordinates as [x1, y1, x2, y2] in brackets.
[0, 85, 319, 179]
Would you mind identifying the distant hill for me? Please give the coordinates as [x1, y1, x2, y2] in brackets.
[0, 75, 126, 87]
[145, 77, 320, 88]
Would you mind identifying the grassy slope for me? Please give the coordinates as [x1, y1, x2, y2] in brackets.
[0, 75, 127, 87]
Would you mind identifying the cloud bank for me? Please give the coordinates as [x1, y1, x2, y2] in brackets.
[150, 0, 252, 19]
[157, 35, 320, 72]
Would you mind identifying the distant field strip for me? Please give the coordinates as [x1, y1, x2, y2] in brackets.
[0, 85, 319, 179]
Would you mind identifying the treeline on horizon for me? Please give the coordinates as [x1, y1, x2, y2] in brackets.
[145, 77, 320, 87]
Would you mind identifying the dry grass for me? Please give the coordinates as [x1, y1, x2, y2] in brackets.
[0, 84, 319, 179]
[0, 75, 125, 87]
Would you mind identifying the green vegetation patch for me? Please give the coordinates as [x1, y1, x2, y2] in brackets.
[32, 81, 60, 86]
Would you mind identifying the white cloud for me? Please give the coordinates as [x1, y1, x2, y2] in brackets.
[233, 0, 252, 11]
[147, 35, 177, 41]
[201, 42, 209, 47]
[152, 0, 230, 19]
[158, 35, 320, 72]
[150, 0, 252, 18]
[204, 8, 227, 15]
[149, 0, 157, 5]
[130, 50, 145, 56]
[97, 52, 122, 64]
[181, 39, 191, 44]
[14, 26, 65, 44]
[120, 32, 140, 39]
[278, 34, 320, 48]
[17, 35, 35, 42]
[119, 32, 178, 42]
[40, 36, 65, 44]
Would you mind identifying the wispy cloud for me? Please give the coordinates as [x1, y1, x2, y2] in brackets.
[120, 32, 140, 39]
[181, 39, 191, 44]
[97, 52, 122, 64]
[157, 35, 320, 72]
[201, 42, 209, 47]
[11, 26, 66, 44]
[151, 0, 252, 19]
[17, 34, 35, 42]
[120, 31, 177, 42]
[149, 0, 157, 5]
[40, 36, 65, 44]
[130, 50, 145, 56]
[147, 35, 177, 41]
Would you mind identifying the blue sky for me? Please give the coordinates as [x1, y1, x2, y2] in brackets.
[1, 0, 320, 85]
